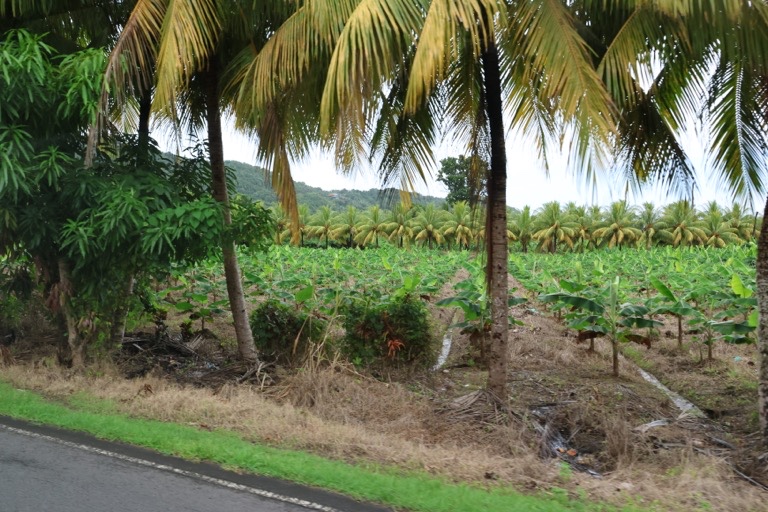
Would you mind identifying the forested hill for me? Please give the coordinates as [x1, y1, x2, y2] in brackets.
[227, 160, 445, 212]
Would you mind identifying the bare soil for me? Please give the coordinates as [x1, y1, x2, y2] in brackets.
[3, 270, 768, 512]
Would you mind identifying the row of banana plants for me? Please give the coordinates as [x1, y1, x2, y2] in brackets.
[153, 246, 467, 355]
[506, 246, 757, 375]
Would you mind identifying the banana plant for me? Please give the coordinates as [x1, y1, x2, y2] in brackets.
[541, 277, 661, 377]
[648, 277, 697, 350]
[437, 271, 527, 366]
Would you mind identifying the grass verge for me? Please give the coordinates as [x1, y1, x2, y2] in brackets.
[0, 380, 633, 512]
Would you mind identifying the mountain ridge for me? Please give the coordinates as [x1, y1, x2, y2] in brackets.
[227, 159, 446, 212]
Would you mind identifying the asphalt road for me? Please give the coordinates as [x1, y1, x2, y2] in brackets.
[0, 416, 390, 512]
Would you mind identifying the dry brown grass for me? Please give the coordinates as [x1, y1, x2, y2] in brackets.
[1, 363, 555, 485]
[4, 357, 766, 511]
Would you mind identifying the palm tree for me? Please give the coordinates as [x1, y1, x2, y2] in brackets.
[470, 205, 487, 249]
[97, 0, 767, 399]
[308, 205, 335, 249]
[384, 202, 414, 249]
[237, 0, 620, 397]
[726, 203, 758, 243]
[331, 205, 360, 248]
[272, 205, 291, 245]
[266, 0, 768, 441]
[702, 218, 742, 248]
[411, 204, 447, 250]
[701, 202, 742, 248]
[442, 201, 474, 250]
[593, 200, 641, 250]
[533, 202, 576, 253]
[474, 205, 516, 248]
[355, 205, 388, 248]
[510, 206, 535, 254]
[637, 203, 664, 250]
[567, 205, 595, 253]
[658, 201, 706, 248]
[291, 204, 310, 247]
[76, 0, 299, 363]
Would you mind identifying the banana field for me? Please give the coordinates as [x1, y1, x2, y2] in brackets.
[510, 245, 757, 375]
[157, 244, 757, 375]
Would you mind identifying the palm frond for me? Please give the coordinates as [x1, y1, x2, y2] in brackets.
[320, 0, 423, 140]
[706, 60, 768, 206]
[404, 0, 499, 113]
[153, 0, 220, 111]
[87, 0, 165, 162]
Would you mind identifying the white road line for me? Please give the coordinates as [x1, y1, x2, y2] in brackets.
[0, 423, 341, 512]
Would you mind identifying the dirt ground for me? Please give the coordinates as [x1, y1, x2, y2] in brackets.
[3, 270, 768, 512]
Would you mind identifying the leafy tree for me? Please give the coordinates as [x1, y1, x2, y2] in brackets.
[436, 155, 487, 206]
[0, 30, 273, 367]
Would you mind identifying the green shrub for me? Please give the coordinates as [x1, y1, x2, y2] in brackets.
[0, 293, 23, 332]
[249, 300, 325, 365]
[0, 259, 33, 332]
[341, 294, 433, 366]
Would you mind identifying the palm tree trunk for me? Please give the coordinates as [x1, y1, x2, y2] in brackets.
[482, 44, 509, 399]
[204, 57, 258, 363]
[137, 91, 152, 153]
[756, 194, 768, 446]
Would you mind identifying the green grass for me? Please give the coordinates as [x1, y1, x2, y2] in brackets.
[0, 381, 637, 512]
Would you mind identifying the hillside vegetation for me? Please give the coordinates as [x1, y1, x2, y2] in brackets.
[227, 160, 445, 212]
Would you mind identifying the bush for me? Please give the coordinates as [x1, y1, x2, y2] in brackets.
[0, 293, 23, 333]
[249, 300, 325, 365]
[341, 294, 433, 366]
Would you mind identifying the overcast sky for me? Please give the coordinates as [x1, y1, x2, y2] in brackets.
[162, 119, 755, 213]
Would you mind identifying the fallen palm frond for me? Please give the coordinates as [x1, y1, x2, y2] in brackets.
[438, 389, 520, 426]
